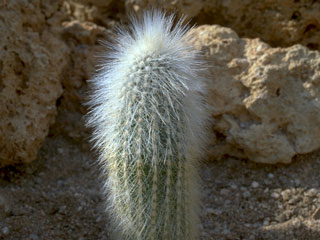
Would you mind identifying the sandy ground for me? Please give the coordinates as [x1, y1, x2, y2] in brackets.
[0, 135, 320, 240]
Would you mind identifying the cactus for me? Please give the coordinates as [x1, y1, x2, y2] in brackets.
[87, 10, 207, 240]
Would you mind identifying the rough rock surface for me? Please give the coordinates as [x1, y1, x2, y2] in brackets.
[191, 25, 320, 164]
[199, 0, 320, 50]
[0, 0, 69, 167]
[2, 0, 319, 166]
[125, 0, 320, 51]
[50, 20, 111, 146]
[124, 0, 203, 18]
[64, 0, 125, 28]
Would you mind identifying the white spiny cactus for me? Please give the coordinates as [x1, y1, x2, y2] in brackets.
[87, 10, 208, 240]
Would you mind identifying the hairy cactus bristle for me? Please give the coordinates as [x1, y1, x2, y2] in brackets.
[87, 10, 208, 240]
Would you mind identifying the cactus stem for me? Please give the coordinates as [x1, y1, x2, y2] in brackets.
[87, 10, 208, 240]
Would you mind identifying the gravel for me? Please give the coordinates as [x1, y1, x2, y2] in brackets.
[0, 136, 320, 239]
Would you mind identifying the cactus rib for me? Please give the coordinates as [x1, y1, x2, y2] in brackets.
[87, 10, 208, 240]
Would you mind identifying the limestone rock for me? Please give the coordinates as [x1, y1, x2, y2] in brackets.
[0, 0, 69, 167]
[124, 0, 203, 18]
[64, 0, 124, 28]
[191, 25, 320, 164]
[125, 0, 320, 51]
[50, 20, 110, 143]
[200, 0, 320, 51]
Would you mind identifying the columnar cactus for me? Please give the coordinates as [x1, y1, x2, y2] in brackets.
[87, 11, 207, 240]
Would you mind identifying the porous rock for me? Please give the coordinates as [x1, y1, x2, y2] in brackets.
[191, 25, 320, 164]
[125, 0, 320, 51]
[50, 20, 110, 143]
[64, 0, 124, 28]
[200, 0, 320, 51]
[124, 0, 202, 18]
[0, 0, 69, 167]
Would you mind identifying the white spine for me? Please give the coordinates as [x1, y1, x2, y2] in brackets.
[87, 10, 208, 240]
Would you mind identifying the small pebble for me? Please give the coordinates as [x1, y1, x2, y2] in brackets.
[206, 208, 222, 215]
[263, 218, 270, 226]
[230, 184, 237, 190]
[312, 208, 320, 220]
[267, 173, 274, 179]
[288, 196, 299, 204]
[220, 188, 229, 196]
[240, 187, 247, 192]
[281, 189, 291, 201]
[303, 196, 310, 204]
[29, 233, 40, 240]
[206, 208, 215, 215]
[253, 223, 261, 228]
[295, 179, 301, 186]
[57, 179, 64, 187]
[251, 181, 259, 188]
[271, 192, 280, 199]
[264, 179, 271, 185]
[243, 191, 251, 198]
[2, 226, 9, 235]
[305, 188, 317, 198]
[292, 218, 302, 227]
[57, 148, 64, 154]
[276, 213, 287, 222]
